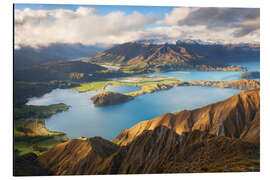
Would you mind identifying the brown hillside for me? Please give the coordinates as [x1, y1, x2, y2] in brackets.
[37, 137, 119, 175]
[88, 42, 259, 71]
[100, 127, 259, 174]
[38, 127, 259, 175]
[114, 89, 260, 145]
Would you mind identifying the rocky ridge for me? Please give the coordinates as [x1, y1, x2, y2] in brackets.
[114, 89, 260, 146]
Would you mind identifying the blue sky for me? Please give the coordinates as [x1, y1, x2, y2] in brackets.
[14, 4, 175, 19]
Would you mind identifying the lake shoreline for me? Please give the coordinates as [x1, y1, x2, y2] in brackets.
[25, 60, 260, 140]
[82, 78, 260, 107]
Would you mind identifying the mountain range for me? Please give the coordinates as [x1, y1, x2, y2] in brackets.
[88, 41, 259, 72]
[14, 41, 260, 83]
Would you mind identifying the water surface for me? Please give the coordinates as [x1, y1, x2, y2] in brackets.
[150, 61, 260, 81]
[27, 86, 242, 140]
[229, 61, 260, 72]
[105, 85, 141, 93]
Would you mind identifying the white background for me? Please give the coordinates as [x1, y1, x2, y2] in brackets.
[1, 0, 269, 179]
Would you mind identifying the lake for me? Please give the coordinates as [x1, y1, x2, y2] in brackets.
[27, 86, 242, 140]
[105, 85, 141, 93]
[27, 60, 259, 140]
[150, 61, 260, 81]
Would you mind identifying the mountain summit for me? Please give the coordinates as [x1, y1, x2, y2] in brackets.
[88, 41, 259, 72]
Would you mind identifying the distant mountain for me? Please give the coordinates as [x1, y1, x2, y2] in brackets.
[36, 89, 260, 174]
[88, 41, 259, 72]
[14, 43, 106, 71]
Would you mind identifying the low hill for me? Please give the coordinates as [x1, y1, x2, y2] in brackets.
[14, 61, 106, 82]
[14, 43, 105, 71]
[91, 91, 134, 107]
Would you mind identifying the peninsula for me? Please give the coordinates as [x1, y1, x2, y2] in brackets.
[88, 78, 260, 106]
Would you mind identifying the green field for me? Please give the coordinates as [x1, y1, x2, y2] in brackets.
[14, 103, 70, 156]
[72, 76, 183, 97]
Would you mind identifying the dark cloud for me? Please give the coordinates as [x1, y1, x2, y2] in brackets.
[178, 8, 260, 37]
[233, 9, 260, 37]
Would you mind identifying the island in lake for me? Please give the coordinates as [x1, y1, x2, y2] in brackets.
[91, 91, 134, 106]
[13, 4, 260, 176]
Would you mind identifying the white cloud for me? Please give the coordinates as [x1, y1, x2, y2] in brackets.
[159, 7, 260, 41]
[14, 7, 260, 50]
[136, 25, 260, 44]
[14, 7, 156, 49]
[157, 7, 199, 25]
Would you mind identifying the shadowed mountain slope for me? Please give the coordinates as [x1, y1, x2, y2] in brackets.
[14, 43, 105, 71]
[15, 61, 106, 82]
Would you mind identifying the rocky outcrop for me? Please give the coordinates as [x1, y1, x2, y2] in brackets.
[114, 89, 260, 145]
[37, 89, 260, 175]
[91, 91, 134, 106]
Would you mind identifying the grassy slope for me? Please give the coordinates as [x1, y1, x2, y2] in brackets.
[14, 103, 70, 156]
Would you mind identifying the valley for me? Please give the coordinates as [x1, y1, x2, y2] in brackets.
[12, 4, 263, 176]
